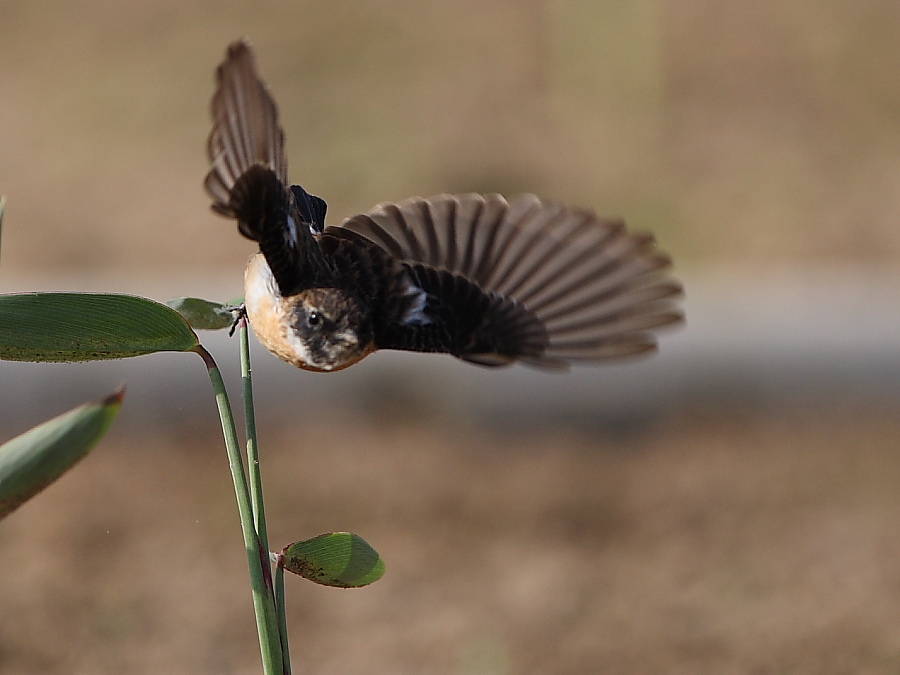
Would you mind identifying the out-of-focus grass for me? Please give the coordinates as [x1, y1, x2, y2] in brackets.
[1, 1, 899, 274]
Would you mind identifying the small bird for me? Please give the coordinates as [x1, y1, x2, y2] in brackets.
[205, 40, 682, 372]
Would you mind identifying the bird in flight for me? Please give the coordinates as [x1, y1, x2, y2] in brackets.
[205, 40, 682, 372]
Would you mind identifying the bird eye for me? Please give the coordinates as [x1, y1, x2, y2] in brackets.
[307, 311, 321, 327]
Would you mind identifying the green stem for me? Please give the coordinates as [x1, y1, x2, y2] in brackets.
[274, 552, 292, 675]
[194, 345, 283, 675]
[240, 318, 269, 555]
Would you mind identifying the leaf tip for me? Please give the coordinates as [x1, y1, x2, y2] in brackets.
[103, 384, 126, 407]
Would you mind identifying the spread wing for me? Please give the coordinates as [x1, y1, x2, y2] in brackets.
[205, 40, 331, 294]
[337, 193, 682, 368]
[205, 41, 287, 224]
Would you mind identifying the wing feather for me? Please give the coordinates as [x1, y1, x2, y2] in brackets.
[338, 193, 682, 368]
[204, 40, 332, 294]
[206, 40, 287, 207]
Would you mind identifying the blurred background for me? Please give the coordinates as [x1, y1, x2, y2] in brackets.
[2, 1, 900, 673]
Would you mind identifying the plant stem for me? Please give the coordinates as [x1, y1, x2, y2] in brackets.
[274, 552, 292, 675]
[240, 318, 270, 555]
[194, 344, 283, 675]
[241, 318, 291, 668]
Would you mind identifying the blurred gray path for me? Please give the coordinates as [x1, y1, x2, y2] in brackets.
[2, 265, 899, 431]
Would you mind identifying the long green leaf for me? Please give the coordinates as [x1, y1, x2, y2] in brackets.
[282, 532, 386, 588]
[0, 386, 124, 520]
[0, 292, 198, 362]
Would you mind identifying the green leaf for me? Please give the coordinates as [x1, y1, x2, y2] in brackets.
[167, 297, 235, 330]
[0, 386, 124, 520]
[0, 292, 199, 362]
[282, 532, 386, 588]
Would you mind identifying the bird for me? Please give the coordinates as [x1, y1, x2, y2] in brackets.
[204, 40, 682, 372]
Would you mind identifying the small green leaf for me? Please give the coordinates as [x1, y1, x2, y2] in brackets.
[167, 297, 236, 330]
[283, 532, 386, 588]
[0, 386, 124, 520]
[0, 292, 199, 362]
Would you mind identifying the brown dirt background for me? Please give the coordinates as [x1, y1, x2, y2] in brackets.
[5, 404, 900, 674]
[3, 2, 900, 673]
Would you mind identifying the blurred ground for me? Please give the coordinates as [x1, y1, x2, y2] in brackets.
[4, 403, 900, 675]
[2, 1, 900, 674]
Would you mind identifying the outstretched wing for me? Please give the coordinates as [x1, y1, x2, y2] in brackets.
[337, 193, 682, 368]
[205, 40, 331, 294]
[205, 40, 287, 225]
